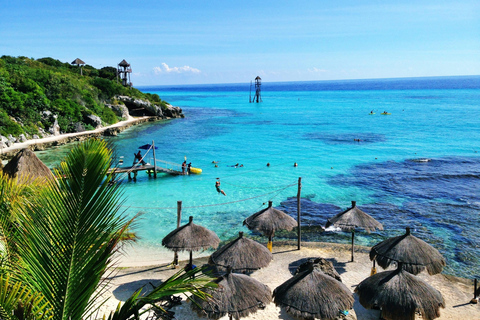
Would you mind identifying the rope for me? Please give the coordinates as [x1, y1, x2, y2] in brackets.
[122, 182, 297, 211]
[222, 181, 297, 190]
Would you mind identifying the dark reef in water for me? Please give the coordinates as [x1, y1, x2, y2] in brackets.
[274, 156, 480, 279]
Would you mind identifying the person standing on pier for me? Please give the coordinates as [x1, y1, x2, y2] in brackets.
[182, 161, 187, 174]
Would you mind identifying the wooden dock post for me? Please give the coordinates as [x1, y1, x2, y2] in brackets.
[297, 177, 302, 250]
[152, 140, 157, 178]
[173, 201, 182, 267]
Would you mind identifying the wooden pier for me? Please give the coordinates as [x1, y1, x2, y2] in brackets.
[108, 164, 183, 180]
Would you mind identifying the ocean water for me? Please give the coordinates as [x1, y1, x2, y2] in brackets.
[36, 76, 480, 278]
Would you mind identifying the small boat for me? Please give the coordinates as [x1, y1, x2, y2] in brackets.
[381, 112, 391, 115]
[369, 112, 376, 115]
[189, 167, 202, 174]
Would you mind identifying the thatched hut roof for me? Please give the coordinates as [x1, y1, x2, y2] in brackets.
[162, 216, 220, 252]
[118, 59, 130, 67]
[325, 201, 383, 233]
[243, 201, 296, 237]
[191, 268, 271, 320]
[370, 227, 446, 275]
[209, 232, 272, 273]
[2, 148, 54, 183]
[273, 263, 354, 320]
[71, 58, 85, 65]
[294, 257, 342, 282]
[355, 264, 445, 320]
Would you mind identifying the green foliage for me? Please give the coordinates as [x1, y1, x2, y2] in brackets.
[0, 55, 169, 138]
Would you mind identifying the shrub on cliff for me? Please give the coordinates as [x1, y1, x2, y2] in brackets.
[0, 55, 170, 138]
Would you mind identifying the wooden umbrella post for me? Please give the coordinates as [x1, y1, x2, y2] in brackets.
[351, 230, 355, 262]
[173, 201, 182, 267]
[297, 177, 302, 250]
[267, 235, 273, 252]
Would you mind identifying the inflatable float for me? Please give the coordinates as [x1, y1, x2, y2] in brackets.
[189, 167, 202, 174]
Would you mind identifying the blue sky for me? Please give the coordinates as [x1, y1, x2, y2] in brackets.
[1, 0, 479, 85]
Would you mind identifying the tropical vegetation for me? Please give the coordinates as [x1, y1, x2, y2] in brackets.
[0, 56, 168, 137]
[0, 139, 215, 320]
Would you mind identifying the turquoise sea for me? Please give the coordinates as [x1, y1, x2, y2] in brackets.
[36, 76, 480, 278]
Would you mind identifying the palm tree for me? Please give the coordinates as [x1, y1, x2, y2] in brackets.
[1, 139, 215, 320]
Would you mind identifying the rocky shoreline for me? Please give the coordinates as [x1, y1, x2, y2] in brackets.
[0, 114, 181, 161]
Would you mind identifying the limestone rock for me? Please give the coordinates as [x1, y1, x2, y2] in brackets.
[108, 103, 130, 119]
[48, 116, 61, 136]
[84, 115, 103, 129]
[18, 134, 27, 143]
[163, 104, 184, 118]
[74, 122, 86, 132]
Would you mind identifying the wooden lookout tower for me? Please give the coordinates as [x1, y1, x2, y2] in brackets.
[71, 58, 85, 76]
[252, 76, 262, 103]
[117, 59, 132, 87]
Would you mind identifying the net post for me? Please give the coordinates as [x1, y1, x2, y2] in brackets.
[297, 177, 302, 250]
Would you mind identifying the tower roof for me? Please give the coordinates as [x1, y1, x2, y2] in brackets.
[118, 59, 130, 67]
[255, 76, 262, 80]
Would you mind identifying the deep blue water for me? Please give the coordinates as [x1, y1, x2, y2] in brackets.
[37, 76, 480, 278]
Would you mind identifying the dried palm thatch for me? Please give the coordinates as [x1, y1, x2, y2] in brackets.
[162, 216, 220, 265]
[71, 58, 85, 65]
[2, 149, 55, 183]
[294, 257, 342, 282]
[243, 201, 296, 251]
[325, 201, 383, 262]
[209, 232, 272, 273]
[273, 263, 353, 320]
[370, 227, 446, 275]
[355, 264, 445, 320]
[191, 268, 271, 320]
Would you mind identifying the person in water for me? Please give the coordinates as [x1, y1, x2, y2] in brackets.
[294, 162, 298, 167]
[187, 162, 192, 174]
[215, 178, 226, 196]
[135, 151, 146, 165]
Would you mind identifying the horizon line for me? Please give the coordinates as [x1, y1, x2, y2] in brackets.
[136, 74, 480, 88]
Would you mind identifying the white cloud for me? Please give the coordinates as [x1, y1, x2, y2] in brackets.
[153, 63, 201, 74]
[308, 67, 327, 73]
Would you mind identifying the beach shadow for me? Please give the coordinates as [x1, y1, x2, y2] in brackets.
[112, 279, 163, 301]
[109, 263, 174, 280]
[273, 248, 298, 255]
[277, 307, 296, 320]
[329, 258, 347, 275]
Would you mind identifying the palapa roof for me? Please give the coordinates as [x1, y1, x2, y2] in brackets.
[273, 263, 354, 320]
[191, 268, 271, 320]
[325, 201, 383, 233]
[118, 59, 130, 67]
[355, 265, 445, 320]
[243, 201, 297, 237]
[294, 257, 342, 282]
[209, 232, 272, 273]
[2, 148, 55, 183]
[162, 216, 220, 252]
[370, 227, 446, 275]
[71, 58, 85, 65]
[255, 76, 261, 80]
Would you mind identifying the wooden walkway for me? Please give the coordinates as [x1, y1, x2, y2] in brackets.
[108, 164, 184, 176]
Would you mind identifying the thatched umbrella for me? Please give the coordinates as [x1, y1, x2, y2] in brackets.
[209, 231, 272, 273]
[191, 267, 271, 320]
[370, 227, 446, 275]
[162, 216, 220, 266]
[243, 201, 297, 252]
[325, 201, 383, 262]
[2, 148, 55, 183]
[355, 263, 445, 320]
[273, 262, 354, 320]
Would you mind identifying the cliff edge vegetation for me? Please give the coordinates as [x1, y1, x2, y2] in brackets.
[0, 55, 182, 147]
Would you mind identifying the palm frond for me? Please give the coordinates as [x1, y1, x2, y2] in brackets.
[13, 139, 132, 320]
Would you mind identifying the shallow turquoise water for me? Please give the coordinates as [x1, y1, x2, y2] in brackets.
[36, 77, 480, 277]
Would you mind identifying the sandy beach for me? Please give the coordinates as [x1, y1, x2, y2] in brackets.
[101, 242, 479, 320]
